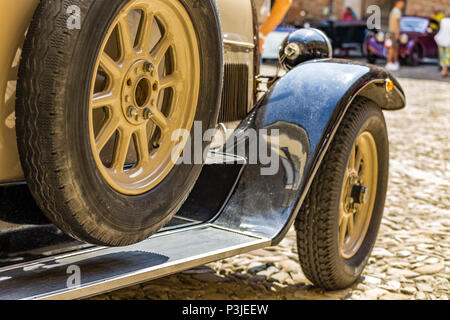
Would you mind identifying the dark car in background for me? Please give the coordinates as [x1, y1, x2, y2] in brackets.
[297, 18, 369, 55]
[262, 19, 369, 61]
[366, 16, 439, 66]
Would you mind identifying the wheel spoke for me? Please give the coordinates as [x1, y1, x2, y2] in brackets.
[96, 118, 120, 152]
[151, 35, 172, 66]
[339, 215, 348, 246]
[134, 126, 150, 164]
[348, 144, 356, 171]
[117, 16, 135, 59]
[347, 214, 355, 237]
[112, 130, 132, 171]
[92, 91, 116, 109]
[137, 10, 154, 53]
[355, 148, 363, 174]
[159, 72, 180, 90]
[150, 108, 170, 132]
[100, 53, 122, 80]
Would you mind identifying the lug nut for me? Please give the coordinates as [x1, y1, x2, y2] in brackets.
[143, 108, 154, 120]
[144, 62, 155, 76]
[127, 106, 139, 119]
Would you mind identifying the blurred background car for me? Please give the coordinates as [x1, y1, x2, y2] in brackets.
[261, 19, 368, 63]
[366, 16, 439, 65]
[296, 18, 369, 56]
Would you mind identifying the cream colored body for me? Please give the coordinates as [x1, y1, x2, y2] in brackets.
[0, 0, 39, 182]
[0, 0, 256, 184]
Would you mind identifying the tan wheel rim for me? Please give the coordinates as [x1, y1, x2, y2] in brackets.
[89, 0, 200, 195]
[339, 131, 378, 259]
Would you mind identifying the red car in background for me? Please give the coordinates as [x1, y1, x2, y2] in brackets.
[366, 16, 439, 66]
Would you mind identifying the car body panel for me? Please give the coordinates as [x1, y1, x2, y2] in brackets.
[217, 0, 255, 45]
[0, 0, 39, 183]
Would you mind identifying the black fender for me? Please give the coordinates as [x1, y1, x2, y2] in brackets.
[203, 59, 405, 245]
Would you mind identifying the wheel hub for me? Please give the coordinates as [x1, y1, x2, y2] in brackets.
[351, 185, 369, 205]
[121, 60, 157, 126]
[339, 131, 378, 259]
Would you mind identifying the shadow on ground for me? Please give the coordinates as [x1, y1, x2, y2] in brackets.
[94, 264, 356, 300]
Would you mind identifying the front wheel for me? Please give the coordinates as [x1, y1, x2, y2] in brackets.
[16, 0, 223, 246]
[295, 98, 389, 290]
[407, 46, 421, 66]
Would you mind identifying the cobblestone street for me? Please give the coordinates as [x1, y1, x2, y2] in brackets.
[97, 77, 450, 300]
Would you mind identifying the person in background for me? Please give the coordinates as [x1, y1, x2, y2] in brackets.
[386, 1, 405, 71]
[342, 7, 357, 21]
[432, 7, 445, 24]
[259, 0, 293, 53]
[430, 8, 445, 30]
[435, 17, 450, 78]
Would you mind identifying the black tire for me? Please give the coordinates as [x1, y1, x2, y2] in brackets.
[16, 0, 223, 246]
[295, 98, 389, 290]
[360, 43, 367, 58]
[367, 54, 377, 64]
[407, 45, 421, 66]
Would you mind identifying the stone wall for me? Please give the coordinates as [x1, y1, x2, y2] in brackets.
[285, 0, 450, 25]
[405, 0, 450, 17]
[286, 0, 344, 25]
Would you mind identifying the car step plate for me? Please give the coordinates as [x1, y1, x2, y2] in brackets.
[0, 224, 269, 300]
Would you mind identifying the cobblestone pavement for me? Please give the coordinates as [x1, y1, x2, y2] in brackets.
[96, 78, 449, 300]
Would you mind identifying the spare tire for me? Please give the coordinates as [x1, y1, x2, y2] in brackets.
[16, 0, 223, 246]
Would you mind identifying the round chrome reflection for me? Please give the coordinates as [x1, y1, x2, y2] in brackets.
[279, 28, 332, 71]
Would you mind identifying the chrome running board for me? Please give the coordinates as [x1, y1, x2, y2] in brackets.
[0, 224, 269, 300]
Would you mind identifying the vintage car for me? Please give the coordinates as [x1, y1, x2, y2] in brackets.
[296, 18, 369, 56]
[366, 16, 439, 65]
[0, 0, 405, 299]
